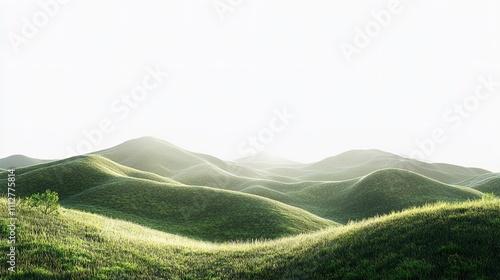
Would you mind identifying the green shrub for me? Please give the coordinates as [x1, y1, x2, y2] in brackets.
[23, 189, 60, 214]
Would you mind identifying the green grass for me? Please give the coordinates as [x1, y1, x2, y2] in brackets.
[62, 179, 336, 242]
[238, 169, 482, 223]
[1, 198, 499, 279]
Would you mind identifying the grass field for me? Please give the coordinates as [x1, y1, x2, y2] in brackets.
[1, 198, 499, 279]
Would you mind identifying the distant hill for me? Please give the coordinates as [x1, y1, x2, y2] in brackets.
[0, 154, 53, 169]
[459, 173, 500, 196]
[1, 137, 497, 278]
[297, 149, 490, 183]
[291, 169, 483, 223]
[96, 137, 283, 184]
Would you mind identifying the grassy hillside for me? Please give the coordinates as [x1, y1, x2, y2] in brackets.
[2, 155, 487, 226]
[0, 157, 335, 242]
[0, 154, 181, 198]
[97, 137, 228, 177]
[459, 173, 500, 196]
[0, 155, 53, 169]
[142, 164, 489, 225]
[292, 169, 483, 223]
[1, 198, 498, 279]
[97, 137, 287, 185]
[63, 179, 336, 241]
[235, 152, 300, 165]
[99, 139, 490, 185]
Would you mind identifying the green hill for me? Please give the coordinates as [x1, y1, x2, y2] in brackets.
[1, 198, 498, 279]
[64, 180, 336, 242]
[292, 169, 483, 223]
[460, 173, 500, 196]
[95, 139, 491, 195]
[0, 154, 180, 198]
[299, 150, 490, 183]
[97, 137, 284, 185]
[0, 154, 53, 169]
[170, 168, 486, 224]
[0, 156, 335, 242]
[96, 137, 228, 177]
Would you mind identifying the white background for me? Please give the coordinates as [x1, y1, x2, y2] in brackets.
[1, 0, 499, 171]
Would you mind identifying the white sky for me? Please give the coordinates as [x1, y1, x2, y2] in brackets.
[1, 0, 499, 171]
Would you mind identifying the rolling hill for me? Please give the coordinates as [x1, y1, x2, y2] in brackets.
[95, 138, 491, 190]
[1, 137, 498, 278]
[289, 168, 483, 223]
[459, 173, 500, 196]
[2, 141, 491, 225]
[96, 137, 287, 185]
[235, 152, 301, 166]
[1, 198, 498, 279]
[297, 149, 490, 183]
[0, 154, 53, 169]
[0, 155, 335, 242]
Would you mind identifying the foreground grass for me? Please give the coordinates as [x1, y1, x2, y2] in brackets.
[1, 198, 499, 279]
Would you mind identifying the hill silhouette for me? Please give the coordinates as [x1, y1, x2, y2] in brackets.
[0, 154, 53, 169]
[298, 149, 490, 183]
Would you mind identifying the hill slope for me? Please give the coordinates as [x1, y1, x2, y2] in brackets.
[291, 169, 483, 223]
[0, 154, 53, 169]
[96, 137, 228, 176]
[97, 138, 491, 193]
[1, 199, 498, 279]
[0, 154, 180, 198]
[0, 156, 335, 242]
[96, 137, 286, 185]
[1, 153, 486, 225]
[459, 173, 500, 196]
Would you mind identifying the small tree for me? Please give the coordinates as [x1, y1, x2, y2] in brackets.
[23, 189, 60, 214]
